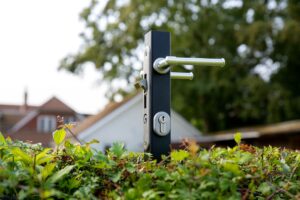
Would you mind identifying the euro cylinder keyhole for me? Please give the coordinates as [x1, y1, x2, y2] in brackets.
[153, 112, 171, 136]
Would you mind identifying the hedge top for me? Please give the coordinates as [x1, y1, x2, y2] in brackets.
[0, 132, 300, 199]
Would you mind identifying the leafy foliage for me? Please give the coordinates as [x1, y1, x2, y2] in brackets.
[60, 0, 300, 132]
[53, 129, 67, 146]
[1, 132, 300, 199]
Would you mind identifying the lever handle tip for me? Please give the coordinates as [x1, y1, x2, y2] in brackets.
[171, 72, 194, 80]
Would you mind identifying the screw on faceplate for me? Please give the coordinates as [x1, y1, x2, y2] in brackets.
[134, 79, 147, 91]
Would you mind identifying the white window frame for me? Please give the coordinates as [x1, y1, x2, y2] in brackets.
[37, 115, 56, 133]
[64, 116, 75, 124]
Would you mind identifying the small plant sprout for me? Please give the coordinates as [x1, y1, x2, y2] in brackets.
[52, 116, 82, 147]
[234, 132, 242, 145]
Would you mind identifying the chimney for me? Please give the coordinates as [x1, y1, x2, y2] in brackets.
[24, 88, 28, 109]
[20, 88, 28, 113]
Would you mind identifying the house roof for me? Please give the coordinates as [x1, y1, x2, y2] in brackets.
[0, 104, 21, 110]
[39, 97, 75, 113]
[9, 96, 76, 133]
[71, 94, 138, 135]
[246, 120, 300, 135]
[0, 103, 38, 133]
[0, 97, 73, 115]
[210, 120, 300, 136]
[200, 119, 300, 143]
[0, 104, 37, 115]
[10, 110, 39, 133]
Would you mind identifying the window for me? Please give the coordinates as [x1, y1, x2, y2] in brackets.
[37, 115, 56, 133]
[64, 116, 75, 124]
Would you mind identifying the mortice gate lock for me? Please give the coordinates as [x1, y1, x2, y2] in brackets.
[138, 31, 225, 160]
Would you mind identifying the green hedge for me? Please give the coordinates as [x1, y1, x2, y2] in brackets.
[0, 132, 300, 200]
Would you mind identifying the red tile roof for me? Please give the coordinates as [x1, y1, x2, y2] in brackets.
[39, 97, 75, 113]
[0, 104, 37, 113]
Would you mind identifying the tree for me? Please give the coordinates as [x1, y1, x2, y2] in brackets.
[60, 0, 300, 132]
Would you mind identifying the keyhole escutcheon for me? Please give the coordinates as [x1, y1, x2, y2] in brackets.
[153, 112, 171, 136]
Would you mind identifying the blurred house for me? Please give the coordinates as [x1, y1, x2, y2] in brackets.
[0, 91, 37, 133]
[0, 92, 85, 146]
[71, 94, 202, 152]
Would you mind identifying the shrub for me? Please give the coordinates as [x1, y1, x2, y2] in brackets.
[0, 132, 300, 199]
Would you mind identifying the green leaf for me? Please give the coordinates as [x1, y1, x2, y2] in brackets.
[36, 148, 52, 165]
[219, 178, 231, 192]
[18, 188, 37, 200]
[11, 148, 32, 164]
[53, 129, 66, 145]
[42, 163, 56, 180]
[92, 161, 110, 169]
[125, 188, 138, 200]
[125, 162, 136, 173]
[257, 182, 272, 195]
[156, 180, 172, 191]
[68, 177, 81, 189]
[136, 174, 152, 191]
[46, 165, 74, 185]
[40, 189, 64, 199]
[0, 132, 7, 145]
[142, 190, 160, 199]
[86, 139, 100, 145]
[238, 152, 253, 164]
[171, 150, 189, 162]
[154, 169, 168, 179]
[111, 171, 122, 183]
[109, 142, 125, 158]
[223, 163, 241, 175]
[234, 132, 242, 145]
[280, 158, 291, 174]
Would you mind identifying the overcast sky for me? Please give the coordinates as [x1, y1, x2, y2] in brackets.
[0, 0, 108, 114]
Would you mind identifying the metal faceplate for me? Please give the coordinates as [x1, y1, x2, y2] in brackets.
[153, 112, 171, 136]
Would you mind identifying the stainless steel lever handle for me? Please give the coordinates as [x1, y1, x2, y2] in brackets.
[153, 56, 225, 74]
[171, 72, 193, 80]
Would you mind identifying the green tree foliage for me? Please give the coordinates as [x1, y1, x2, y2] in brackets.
[60, 0, 300, 132]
